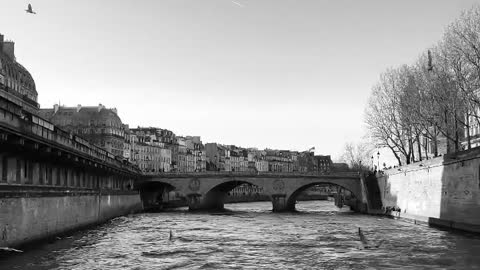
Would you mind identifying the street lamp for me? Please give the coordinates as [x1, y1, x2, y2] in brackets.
[371, 155, 374, 169]
[377, 151, 380, 169]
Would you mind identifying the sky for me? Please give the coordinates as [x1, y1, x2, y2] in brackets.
[1, 0, 479, 162]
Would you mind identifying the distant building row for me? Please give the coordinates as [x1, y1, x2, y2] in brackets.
[38, 103, 336, 174]
[39, 104, 206, 173]
[205, 143, 332, 173]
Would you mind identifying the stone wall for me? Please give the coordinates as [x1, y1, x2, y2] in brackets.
[377, 148, 480, 233]
[0, 193, 142, 248]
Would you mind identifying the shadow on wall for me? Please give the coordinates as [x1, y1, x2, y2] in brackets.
[379, 148, 480, 232]
[363, 172, 385, 211]
[437, 150, 480, 232]
[373, 172, 399, 216]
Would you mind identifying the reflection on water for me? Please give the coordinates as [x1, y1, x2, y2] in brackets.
[2, 200, 480, 269]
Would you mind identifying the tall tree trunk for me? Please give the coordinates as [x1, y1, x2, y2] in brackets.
[417, 134, 422, 161]
[410, 138, 415, 163]
[387, 145, 402, 166]
[466, 111, 472, 150]
[454, 111, 460, 152]
[423, 136, 429, 160]
[444, 110, 452, 154]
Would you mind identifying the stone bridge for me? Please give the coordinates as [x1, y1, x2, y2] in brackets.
[136, 172, 368, 212]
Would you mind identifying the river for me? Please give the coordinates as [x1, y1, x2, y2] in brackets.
[2, 200, 480, 269]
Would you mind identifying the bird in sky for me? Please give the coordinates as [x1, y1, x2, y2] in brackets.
[25, 4, 36, 14]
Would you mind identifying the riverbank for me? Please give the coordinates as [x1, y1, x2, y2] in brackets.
[0, 191, 143, 249]
[375, 148, 480, 234]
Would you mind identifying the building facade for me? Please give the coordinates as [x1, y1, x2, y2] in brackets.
[129, 127, 173, 173]
[0, 34, 39, 115]
[39, 104, 125, 157]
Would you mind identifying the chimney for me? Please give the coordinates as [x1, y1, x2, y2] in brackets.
[53, 104, 59, 114]
[76, 104, 81, 112]
[0, 34, 4, 51]
[111, 107, 117, 114]
[2, 41, 15, 61]
[98, 103, 104, 112]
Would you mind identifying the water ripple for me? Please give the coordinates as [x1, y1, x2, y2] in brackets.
[2, 201, 480, 269]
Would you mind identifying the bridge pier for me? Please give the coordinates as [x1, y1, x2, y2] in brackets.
[187, 192, 227, 211]
[140, 191, 160, 210]
[346, 198, 368, 213]
[186, 194, 203, 211]
[203, 190, 227, 210]
[271, 194, 291, 212]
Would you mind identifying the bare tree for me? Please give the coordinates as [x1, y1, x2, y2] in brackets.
[365, 68, 418, 165]
[365, 5, 480, 164]
[340, 141, 374, 170]
[442, 6, 480, 148]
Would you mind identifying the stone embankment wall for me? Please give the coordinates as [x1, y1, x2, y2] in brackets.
[377, 148, 480, 233]
[0, 192, 142, 248]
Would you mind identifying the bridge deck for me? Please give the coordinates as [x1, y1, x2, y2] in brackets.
[145, 171, 360, 179]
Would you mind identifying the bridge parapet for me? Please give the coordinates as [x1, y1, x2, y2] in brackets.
[145, 171, 361, 179]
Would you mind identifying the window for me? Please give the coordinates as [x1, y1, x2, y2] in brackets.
[56, 168, 61, 186]
[16, 159, 21, 183]
[39, 163, 44, 185]
[24, 160, 28, 179]
[64, 169, 68, 186]
[47, 167, 53, 185]
[1, 156, 7, 182]
[75, 172, 81, 187]
[25, 160, 33, 184]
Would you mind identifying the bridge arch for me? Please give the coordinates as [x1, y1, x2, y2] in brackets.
[135, 180, 177, 191]
[202, 180, 262, 210]
[136, 181, 179, 211]
[285, 182, 357, 211]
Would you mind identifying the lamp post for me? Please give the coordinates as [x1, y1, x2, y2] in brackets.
[377, 151, 380, 169]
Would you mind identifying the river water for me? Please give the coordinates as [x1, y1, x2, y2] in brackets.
[2, 200, 480, 270]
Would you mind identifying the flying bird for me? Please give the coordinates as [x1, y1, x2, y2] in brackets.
[25, 4, 36, 14]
